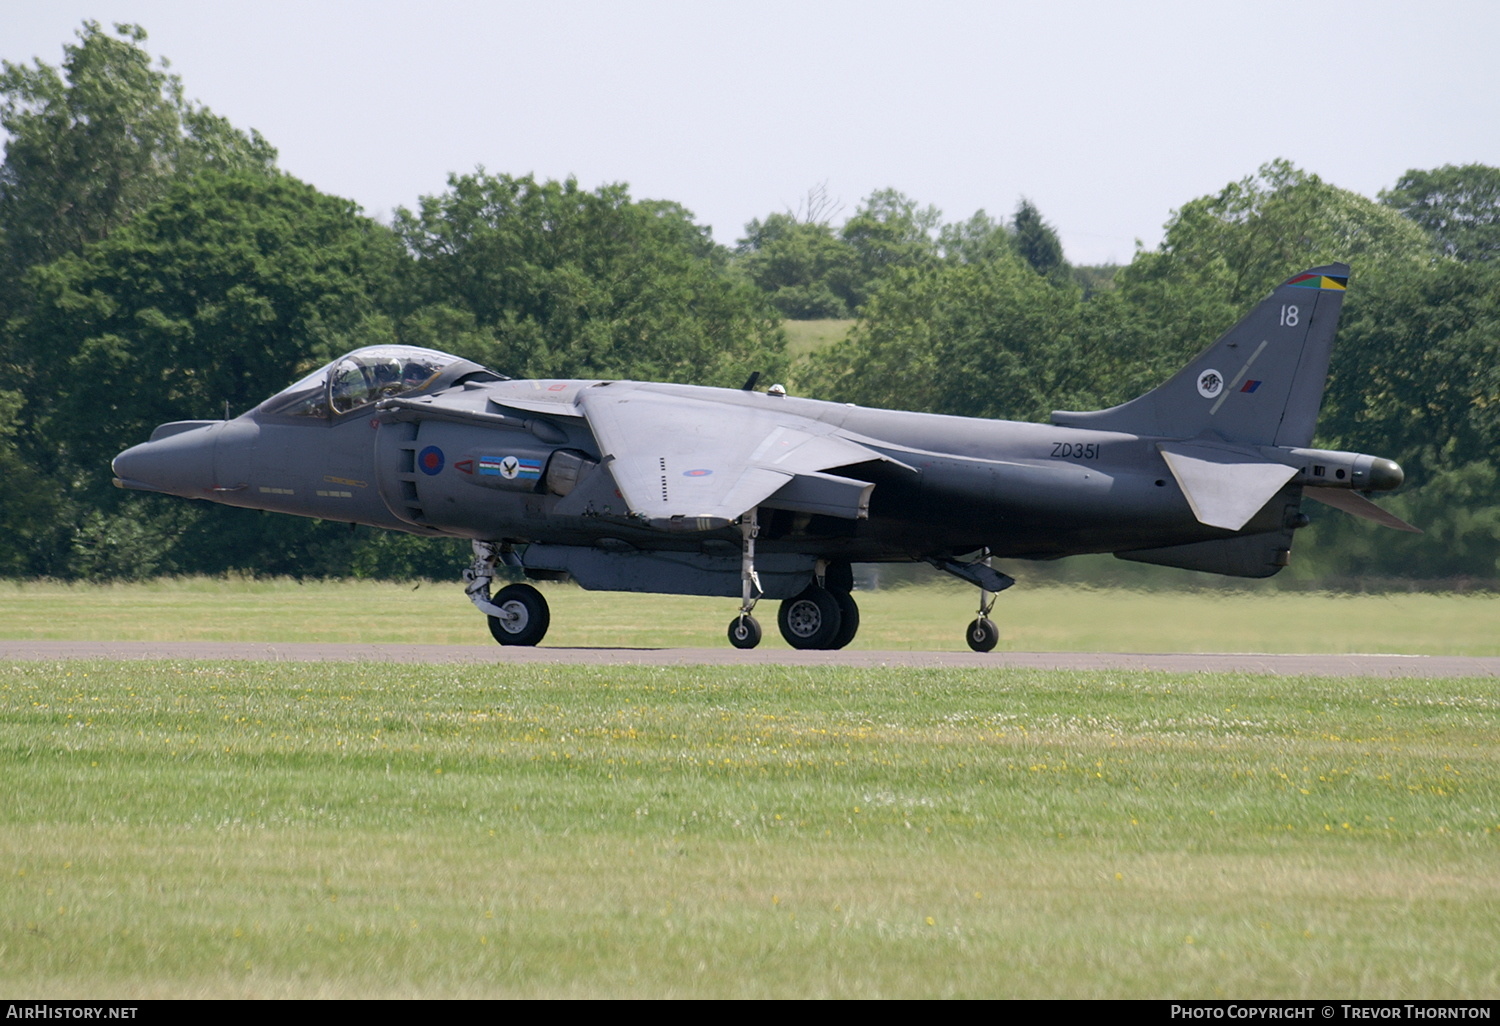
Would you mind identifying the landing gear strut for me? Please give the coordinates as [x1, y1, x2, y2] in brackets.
[725, 518, 859, 651]
[467, 540, 551, 647]
[728, 509, 764, 649]
[966, 549, 1000, 652]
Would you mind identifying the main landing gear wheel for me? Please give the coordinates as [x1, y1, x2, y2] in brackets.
[966, 617, 999, 653]
[728, 615, 763, 649]
[778, 585, 842, 650]
[486, 583, 551, 646]
[828, 590, 860, 650]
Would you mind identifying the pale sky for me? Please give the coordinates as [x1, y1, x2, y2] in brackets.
[5, 0, 1499, 266]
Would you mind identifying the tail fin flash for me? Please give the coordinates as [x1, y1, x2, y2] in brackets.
[1052, 264, 1349, 446]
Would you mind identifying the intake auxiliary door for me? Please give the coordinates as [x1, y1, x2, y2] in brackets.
[374, 419, 441, 529]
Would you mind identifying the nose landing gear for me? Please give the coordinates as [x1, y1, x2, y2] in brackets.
[487, 582, 551, 646]
[467, 539, 552, 647]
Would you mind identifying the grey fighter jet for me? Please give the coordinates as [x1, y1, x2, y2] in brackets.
[112, 263, 1415, 651]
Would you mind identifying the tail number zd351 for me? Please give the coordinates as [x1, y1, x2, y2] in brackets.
[1051, 442, 1099, 460]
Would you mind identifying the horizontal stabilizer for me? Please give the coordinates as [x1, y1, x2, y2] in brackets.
[1158, 443, 1297, 531]
[1304, 488, 1421, 533]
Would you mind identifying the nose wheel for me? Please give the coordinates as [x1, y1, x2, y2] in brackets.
[486, 583, 551, 646]
[467, 540, 551, 647]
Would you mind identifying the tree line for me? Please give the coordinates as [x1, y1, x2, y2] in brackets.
[2, 23, 1496, 584]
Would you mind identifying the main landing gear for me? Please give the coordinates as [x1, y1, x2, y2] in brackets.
[467, 540, 552, 647]
[726, 510, 858, 651]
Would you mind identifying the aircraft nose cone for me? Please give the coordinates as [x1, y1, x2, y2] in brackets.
[112, 422, 220, 498]
[1365, 458, 1404, 492]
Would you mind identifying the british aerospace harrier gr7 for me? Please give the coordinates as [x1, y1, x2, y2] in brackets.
[112, 263, 1415, 650]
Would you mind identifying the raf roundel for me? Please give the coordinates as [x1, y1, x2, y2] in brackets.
[418, 445, 445, 476]
[683, 468, 713, 477]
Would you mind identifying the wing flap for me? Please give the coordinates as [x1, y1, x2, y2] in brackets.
[763, 471, 875, 519]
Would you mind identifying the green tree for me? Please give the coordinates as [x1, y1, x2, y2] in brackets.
[937, 210, 1012, 265]
[833, 188, 941, 311]
[1321, 259, 1500, 484]
[0, 22, 276, 309]
[0, 390, 65, 575]
[395, 171, 785, 386]
[735, 212, 852, 319]
[1292, 461, 1500, 582]
[1124, 159, 1429, 310]
[1380, 163, 1500, 262]
[1092, 160, 1436, 401]
[804, 251, 1088, 420]
[1010, 198, 1066, 277]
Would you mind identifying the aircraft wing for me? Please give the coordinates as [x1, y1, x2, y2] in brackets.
[576, 384, 903, 530]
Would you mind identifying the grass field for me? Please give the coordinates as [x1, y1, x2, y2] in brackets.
[0, 576, 1495, 654]
[2, 579, 1496, 997]
[782, 318, 854, 364]
[2, 659, 1497, 998]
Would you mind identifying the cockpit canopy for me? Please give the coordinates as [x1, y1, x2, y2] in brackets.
[252, 346, 496, 420]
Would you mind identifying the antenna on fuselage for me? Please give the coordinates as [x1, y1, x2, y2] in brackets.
[739, 371, 761, 392]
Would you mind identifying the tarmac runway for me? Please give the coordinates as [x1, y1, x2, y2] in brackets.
[1, 641, 1496, 677]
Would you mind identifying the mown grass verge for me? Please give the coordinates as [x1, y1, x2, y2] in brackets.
[0, 577, 1494, 654]
[3, 660, 1496, 997]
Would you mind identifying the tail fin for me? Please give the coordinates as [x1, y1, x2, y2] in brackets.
[1052, 263, 1349, 446]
